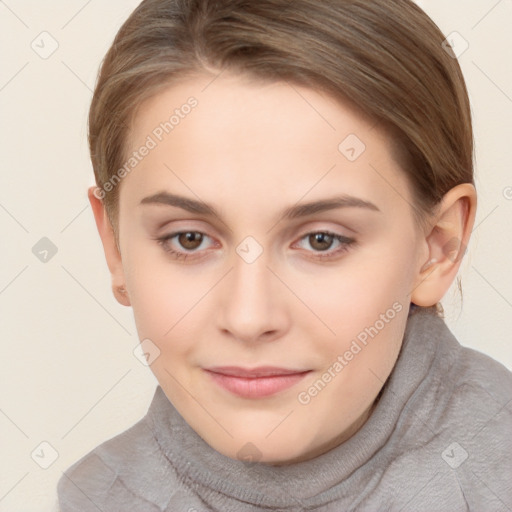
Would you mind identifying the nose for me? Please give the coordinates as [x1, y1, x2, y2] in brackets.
[217, 246, 289, 344]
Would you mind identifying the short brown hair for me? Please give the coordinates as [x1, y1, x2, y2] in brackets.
[89, 0, 475, 317]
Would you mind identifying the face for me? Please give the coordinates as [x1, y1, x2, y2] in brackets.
[115, 73, 428, 464]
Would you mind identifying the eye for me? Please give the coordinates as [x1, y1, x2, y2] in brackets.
[155, 231, 214, 260]
[294, 231, 356, 260]
[154, 229, 356, 261]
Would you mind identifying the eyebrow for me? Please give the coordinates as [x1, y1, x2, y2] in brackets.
[139, 192, 381, 222]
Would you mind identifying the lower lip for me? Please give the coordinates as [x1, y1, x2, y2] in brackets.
[205, 370, 311, 398]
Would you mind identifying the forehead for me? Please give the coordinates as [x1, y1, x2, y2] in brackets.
[121, 73, 412, 221]
[129, 73, 375, 151]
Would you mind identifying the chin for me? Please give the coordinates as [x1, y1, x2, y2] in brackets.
[206, 427, 317, 466]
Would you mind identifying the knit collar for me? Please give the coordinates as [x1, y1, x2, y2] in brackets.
[145, 306, 449, 508]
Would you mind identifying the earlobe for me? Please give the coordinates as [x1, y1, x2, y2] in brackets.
[411, 183, 477, 307]
[88, 186, 131, 307]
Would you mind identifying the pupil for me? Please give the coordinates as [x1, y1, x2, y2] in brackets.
[181, 232, 201, 249]
[312, 233, 332, 251]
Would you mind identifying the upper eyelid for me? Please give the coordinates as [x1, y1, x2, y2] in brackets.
[150, 210, 361, 236]
[155, 217, 356, 237]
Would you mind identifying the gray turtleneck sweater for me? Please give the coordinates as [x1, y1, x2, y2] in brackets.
[57, 308, 512, 511]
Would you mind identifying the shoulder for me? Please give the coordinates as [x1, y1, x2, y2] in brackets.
[444, 342, 512, 439]
[57, 449, 117, 511]
[57, 415, 174, 511]
[445, 345, 512, 502]
[392, 339, 512, 511]
[412, 310, 512, 425]
[456, 336, 512, 387]
[407, 310, 511, 437]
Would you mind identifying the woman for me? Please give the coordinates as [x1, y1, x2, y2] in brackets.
[58, 0, 512, 510]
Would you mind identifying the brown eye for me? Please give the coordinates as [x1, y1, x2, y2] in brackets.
[294, 231, 356, 261]
[177, 232, 203, 250]
[308, 232, 334, 251]
[156, 231, 212, 259]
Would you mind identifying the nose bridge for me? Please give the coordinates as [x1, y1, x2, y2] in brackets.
[231, 242, 274, 311]
[219, 239, 283, 341]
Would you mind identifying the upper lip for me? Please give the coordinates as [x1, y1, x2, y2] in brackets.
[204, 366, 311, 378]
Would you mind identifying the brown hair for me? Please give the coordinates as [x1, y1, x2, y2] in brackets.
[89, 0, 475, 317]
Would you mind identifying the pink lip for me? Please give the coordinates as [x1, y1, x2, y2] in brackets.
[204, 366, 311, 398]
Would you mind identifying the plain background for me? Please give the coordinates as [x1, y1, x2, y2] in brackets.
[0, 1, 511, 510]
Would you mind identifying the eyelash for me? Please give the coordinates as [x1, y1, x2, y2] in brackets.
[154, 230, 356, 261]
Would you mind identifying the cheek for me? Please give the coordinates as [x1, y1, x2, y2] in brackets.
[123, 246, 200, 345]
[300, 248, 414, 378]
[321, 301, 407, 395]
[301, 251, 413, 331]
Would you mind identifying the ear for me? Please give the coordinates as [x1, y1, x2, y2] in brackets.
[411, 183, 477, 307]
[88, 186, 131, 307]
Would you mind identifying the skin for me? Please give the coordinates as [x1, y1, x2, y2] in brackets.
[89, 72, 476, 465]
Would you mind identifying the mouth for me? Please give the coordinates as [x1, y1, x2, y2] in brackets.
[203, 366, 312, 398]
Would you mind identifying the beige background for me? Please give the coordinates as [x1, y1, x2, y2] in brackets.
[0, 1, 511, 510]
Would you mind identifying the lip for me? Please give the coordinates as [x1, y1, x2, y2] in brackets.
[206, 366, 310, 377]
[204, 366, 312, 398]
